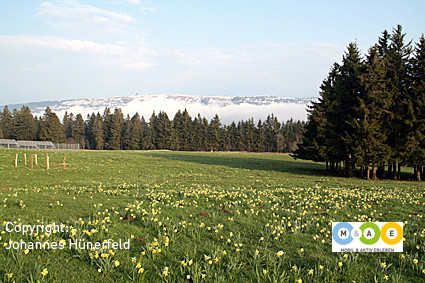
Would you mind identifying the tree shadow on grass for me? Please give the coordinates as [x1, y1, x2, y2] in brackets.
[144, 152, 327, 177]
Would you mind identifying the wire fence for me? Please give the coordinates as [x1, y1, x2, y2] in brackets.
[0, 139, 80, 152]
[54, 143, 80, 152]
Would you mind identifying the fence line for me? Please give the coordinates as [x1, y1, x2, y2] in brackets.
[54, 143, 80, 152]
[0, 139, 80, 152]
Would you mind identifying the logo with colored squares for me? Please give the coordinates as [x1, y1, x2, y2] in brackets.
[332, 222, 403, 252]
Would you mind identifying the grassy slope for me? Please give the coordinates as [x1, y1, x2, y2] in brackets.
[0, 149, 424, 282]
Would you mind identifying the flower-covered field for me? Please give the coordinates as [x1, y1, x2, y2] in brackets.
[0, 150, 424, 282]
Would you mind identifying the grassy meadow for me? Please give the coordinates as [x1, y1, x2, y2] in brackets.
[0, 149, 424, 282]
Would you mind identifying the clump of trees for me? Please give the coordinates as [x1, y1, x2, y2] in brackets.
[1, 106, 305, 153]
[295, 25, 425, 181]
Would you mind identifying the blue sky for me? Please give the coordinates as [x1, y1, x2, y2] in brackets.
[1, 0, 424, 105]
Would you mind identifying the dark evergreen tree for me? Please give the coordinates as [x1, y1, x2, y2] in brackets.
[38, 107, 66, 143]
[73, 114, 86, 148]
[264, 114, 281, 152]
[104, 108, 124, 150]
[157, 111, 172, 149]
[14, 106, 37, 140]
[238, 118, 255, 152]
[0, 106, 14, 139]
[336, 42, 365, 176]
[293, 97, 328, 163]
[139, 116, 149, 149]
[144, 112, 157, 150]
[224, 122, 239, 151]
[63, 112, 75, 142]
[122, 113, 142, 150]
[255, 120, 266, 152]
[208, 114, 222, 151]
[383, 25, 412, 178]
[406, 35, 425, 180]
[171, 110, 194, 151]
[357, 45, 392, 179]
[86, 113, 104, 150]
[192, 114, 208, 151]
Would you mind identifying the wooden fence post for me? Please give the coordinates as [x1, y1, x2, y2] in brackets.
[63, 156, 66, 169]
[46, 153, 50, 170]
[35, 154, 38, 166]
[15, 154, 18, 167]
[31, 154, 33, 169]
[24, 154, 27, 166]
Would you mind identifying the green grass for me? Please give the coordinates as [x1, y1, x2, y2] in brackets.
[0, 149, 424, 282]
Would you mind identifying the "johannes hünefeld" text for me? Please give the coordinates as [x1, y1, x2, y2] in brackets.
[4, 239, 130, 250]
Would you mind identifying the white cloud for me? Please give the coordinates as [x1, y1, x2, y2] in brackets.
[0, 35, 125, 55]
[36, 0, 137, 37]
[121, 61, 155, 70]
[128, 0, 141, 5]
[170, 48, 234, 66]
[0, 35, 155, 70]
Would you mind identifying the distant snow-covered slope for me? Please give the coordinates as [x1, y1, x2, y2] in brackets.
[2, 94, 317, 124]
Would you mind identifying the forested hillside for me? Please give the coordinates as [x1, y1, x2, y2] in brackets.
[0, 106, 305, 153]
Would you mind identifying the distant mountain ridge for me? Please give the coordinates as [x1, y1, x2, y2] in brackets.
[1, 94, 317, 124]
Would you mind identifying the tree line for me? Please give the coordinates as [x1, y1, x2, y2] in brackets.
[295, 25, 425, 181]
[0, 106, 305, 153]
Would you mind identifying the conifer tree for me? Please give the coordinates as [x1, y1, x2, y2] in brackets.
[0, 106, 14, 139]
[86, 113, 104, 150]
[148, 111, 171, 149]
[63, 112, 75, 142]
[406, 35, 425, 180]
[357, 45, 392, 179]
[293, 98, 327, 163]
[106, 108, 124, 150]
[38, 107, 65, 143]
[255, 120, 266, 152]
[383, 25, 412, 178]
[144, 112, 157, 150]
[225, 122, 239, 151]
[264, 114, 280, 152]
[129, 113, 142, 150]
[122, 115, 132, 150]
[73, 114, 86, 148]
[139, 116, 148, 149]
[122, 113, 142, 150]
[14, 106, 37, 140]
[208, 114, 222, 151]
[192, 114, 208, 151]
[336, 42, 365, 176]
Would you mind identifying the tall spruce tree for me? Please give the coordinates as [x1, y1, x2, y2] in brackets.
[129, 113, 142, 150]
[208, 114, 222, 151]
[1, 106, 14, 139]
[384, 25, 412, 178]
[171, 110, 193, 151]
[104, 108, 124, 150]
[406, 35, 425, 180]
[63, 112, 75, 142]
[336, 42, 365, 176]
[73, 114, 86, 148]
[145, 112, 157, 150]
[38, 107, 65, 143]
[14, 106, 37, 140]
[139, 116, 148, 149]
[357, 45, 392, 179]
[122, 113, 142, 150]
[192, 114, 208, 151]
[225, 122, 239, 151]
[86, 113, 104, 150]
[148, 111, 171, 149]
